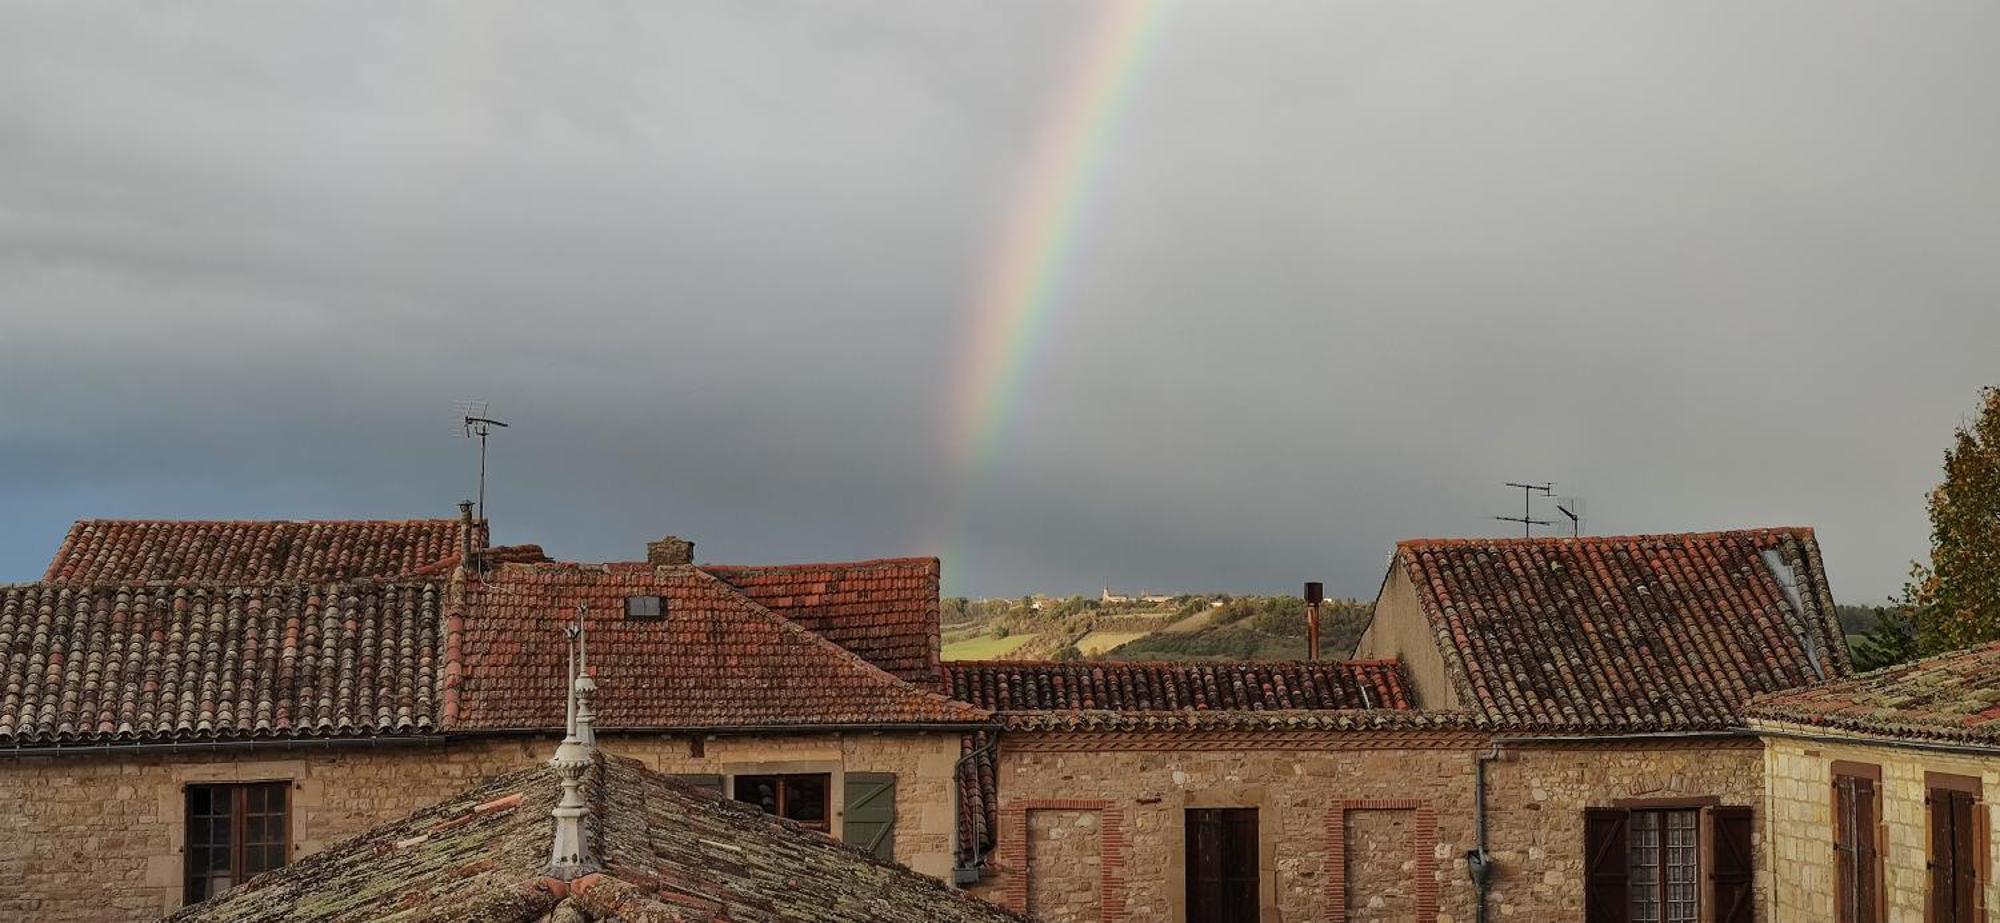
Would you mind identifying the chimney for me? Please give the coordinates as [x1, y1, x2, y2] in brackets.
[1304, 581, 1324, 661]
[646, 536, 695, 566]
[458, 501, 476, 569]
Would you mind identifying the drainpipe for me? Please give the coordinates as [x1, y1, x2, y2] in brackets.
[1469, 745, 1501, 923]
[951, 734, 1001, 887]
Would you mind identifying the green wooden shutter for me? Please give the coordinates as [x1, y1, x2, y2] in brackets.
[843, 772, 897, 861]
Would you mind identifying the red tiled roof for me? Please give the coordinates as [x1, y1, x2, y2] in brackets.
[1748, 640, 2000, 746]
[169, 753, 1028, 923]
[406, 543, 551, 577]
[451, 563, 989, 731]
[943, 659, 1411, 712]
[1397, 528, 1850, 731]
[0, 582, 443, 744]
[701, 558, 942, 686]
[43, 518, 483, 584]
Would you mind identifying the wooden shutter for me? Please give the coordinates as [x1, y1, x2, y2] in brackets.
[668, 773, 724, 795]
[1710, 806, 1755, 923]
[1834, 775, 1881, 923]
[1585, 808, 1630, 923]
[842, 773, 896, 861]
[1929, 785, 1980, 923]
[1187, 809, 1259, 923]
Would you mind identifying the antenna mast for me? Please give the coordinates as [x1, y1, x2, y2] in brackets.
[458, 401, 510, 522]
[1494, 481, 1553, 537]
[1555, 496, 1586, 538]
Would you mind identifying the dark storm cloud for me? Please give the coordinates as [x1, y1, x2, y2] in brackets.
[3, 2, 1996, 600]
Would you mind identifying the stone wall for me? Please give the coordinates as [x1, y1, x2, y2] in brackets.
[1760, 726, 2000, 920]
[1483, 738, 1767, 919]
[0, 730, 960, 922]
[1027, 808, 1105, 922]
[969, 731, 1765, 923]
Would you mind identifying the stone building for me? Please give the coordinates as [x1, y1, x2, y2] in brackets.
[1, 517, 988, 921]
[1749, 639, 2000, 923]
[165, 745, 1027, 921]
[3, 518, 1853, 922]
[941, 529, 1846, 923]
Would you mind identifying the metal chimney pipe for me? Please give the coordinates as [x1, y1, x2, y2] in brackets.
[1304, 581, 1324, 661]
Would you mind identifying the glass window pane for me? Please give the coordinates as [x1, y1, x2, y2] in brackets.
[734, 776, 779, 815]
[782, 775, 828, 824]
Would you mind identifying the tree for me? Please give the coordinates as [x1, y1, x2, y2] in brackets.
[1900, 386, 2000, 658]
[1850, 597, 1917, 671]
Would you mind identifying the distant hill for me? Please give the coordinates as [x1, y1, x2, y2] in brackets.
[940, 594, 1373, 663]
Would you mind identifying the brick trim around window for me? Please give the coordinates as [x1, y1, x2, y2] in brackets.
[1323, 799, 1438, 923]
[998, 799, 1127, 922]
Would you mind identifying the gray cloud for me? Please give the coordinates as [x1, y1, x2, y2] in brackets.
[3, 1, 1995, 600]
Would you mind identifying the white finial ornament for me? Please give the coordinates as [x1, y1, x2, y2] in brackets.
[547, 605, 598, 879]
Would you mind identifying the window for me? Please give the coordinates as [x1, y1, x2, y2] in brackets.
[1833, 762, 1883, 923]
[734, 773, 831, 832]
[624, 595, 666, 619]
[1628, 809, 1700, 923]
[1185, 808, 1259, 923]
[184, 782, 290, 904]
[1928, 772, 1984, 923]
[1585, 804, 1753, 923]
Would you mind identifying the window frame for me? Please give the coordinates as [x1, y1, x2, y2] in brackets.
[732, 772, 833, 832]
[1625, 806, 1703, 923]
[183, 780, 293, 905]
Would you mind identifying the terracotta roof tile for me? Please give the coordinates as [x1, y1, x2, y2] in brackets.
[43, 518, 483, 584]
[1397, 527, 1850, 731]
[0, 582, 443, 745]
[453, 563, 988, 731]
[1748, 639, 2000, 746]
[944, 659, 1410, 712]
[169, 752, 1027, 923]
[702, 558, 942, 685]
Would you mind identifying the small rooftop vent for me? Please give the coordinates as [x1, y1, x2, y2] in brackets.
[625, 595, 667, 620]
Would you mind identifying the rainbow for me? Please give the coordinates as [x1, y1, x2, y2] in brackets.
[934, 0, 1172, 575]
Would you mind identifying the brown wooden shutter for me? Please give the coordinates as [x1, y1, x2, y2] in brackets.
[1855, 777, 1879, 923]
[1584, 808, 1630, 923]
[1710, 806, 1755, 923]
[1835, 776, 1880, 923]
[1835, 778, 1856, 923]
[1952, 791, 1978, 922]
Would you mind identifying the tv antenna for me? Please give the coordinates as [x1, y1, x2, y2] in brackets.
[1555, 496, 1587, 538]
[457, 400, 510, 522]
[1494, 481, 1553, 537]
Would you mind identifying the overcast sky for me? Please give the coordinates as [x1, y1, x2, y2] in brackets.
[4, 3, 1996, 600]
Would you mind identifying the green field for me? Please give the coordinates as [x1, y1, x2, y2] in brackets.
[942, 633, 1038, 661]
[1075, 630, 1150, 655]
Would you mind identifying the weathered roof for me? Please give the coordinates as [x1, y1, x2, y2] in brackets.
[0, 582, 442, 745]
[451, 563, 988, 731]
[944, 659, 1411, 712]
[1396, 528, 1849, 731]
[702, 558, 942, 685]
[1748, 640, 2000, 747]
[43, 518, 482, 584]
[168, 751, 1028, 923]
